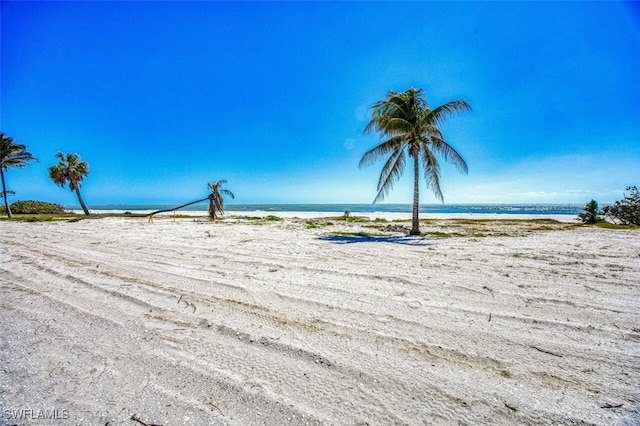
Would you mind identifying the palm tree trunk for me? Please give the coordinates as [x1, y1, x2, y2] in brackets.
[410, 153, 421, 235]
[75, 187, 90, 216]
[1, 168, 12, 218]
[208, 197, 216, 221]
[147, 197, 209, 219]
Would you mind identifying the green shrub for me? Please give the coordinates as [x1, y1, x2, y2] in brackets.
[578, 199, 604, 224]
[603, 186, 640, 225]
[263, 215, 283, 221]
[1, 200, 67, 214]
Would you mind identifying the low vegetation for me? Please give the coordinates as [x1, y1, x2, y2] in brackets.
[327, 215, 370, 223]
[574, 187, 639, 226]
[0, 200, 67, 215]
[3, 213, 79, 222]
[594, 221, 639, 230]
[602, 186, 640, 225]
[362, 218, 580, 238]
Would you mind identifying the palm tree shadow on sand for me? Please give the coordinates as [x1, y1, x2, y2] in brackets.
[318, 233, 436, 246]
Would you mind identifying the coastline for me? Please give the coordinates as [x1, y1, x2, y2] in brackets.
[73, 209, 581, 223]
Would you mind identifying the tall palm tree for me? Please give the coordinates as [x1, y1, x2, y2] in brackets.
[360, 87, 471, 235]
[1, 132, 38, 218]
[49, 152, 91, 215]
[207, 180, 234, 220]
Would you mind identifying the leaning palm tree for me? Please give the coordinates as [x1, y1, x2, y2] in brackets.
[207, 180, 234, 220]
[1, 132, 38, 218]
[360, 87, 471, 235]
[147, 180, 234, 222]
[49, 152, 91, 215]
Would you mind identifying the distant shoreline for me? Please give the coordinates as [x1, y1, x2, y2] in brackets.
[71, 209, 580, 223]
[69, 203, 585, 216]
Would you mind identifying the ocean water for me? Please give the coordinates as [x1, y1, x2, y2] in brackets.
[85, 203, 584, 216]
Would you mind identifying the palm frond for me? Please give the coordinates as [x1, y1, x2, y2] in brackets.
[427, 135, 468, 175]
[373, 148, 406, 204]
[0, 134, 37, 169]
[376, 147, 405, 191]
[358, 136, 405, 168]
[427, 100, 472, 127]
[48, 165, 67, 187]
[372, 117, 414, 136]
[220, 189, 235, 199]
[421, 146, 443, 202]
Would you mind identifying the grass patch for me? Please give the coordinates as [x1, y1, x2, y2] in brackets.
[0, 213, 81, 222]
[231, 214, 283, 222]
[450, 218, 563, 226]
[325, 215, 370, 222]
[151, 214, 204, 219]
[471, 232, 490, 238]
[593, 222, 640, 230]
[305, 219, 326, 229]
[346, 216, 370, 223]
[421, 231, 461, 238]
[231, 215, 263, 220]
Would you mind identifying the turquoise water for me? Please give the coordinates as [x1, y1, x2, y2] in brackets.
[83, 203, 584, 216]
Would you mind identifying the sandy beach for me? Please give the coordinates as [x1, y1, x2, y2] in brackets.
[1, 216, 638, 425]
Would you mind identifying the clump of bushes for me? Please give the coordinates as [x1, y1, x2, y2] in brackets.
[603, 186, 640, 225]
[1, 200, 67, 215]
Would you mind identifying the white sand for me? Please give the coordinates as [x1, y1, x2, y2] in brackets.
[1, 217, 638, 425]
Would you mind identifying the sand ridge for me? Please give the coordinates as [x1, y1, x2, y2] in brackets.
[1, 217, 639, 425]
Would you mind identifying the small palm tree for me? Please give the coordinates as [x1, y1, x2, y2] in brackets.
[207, 180, 234, 220]
[360, 87, 471, 235]
[1, 132, 38, 218]
[49, 152, 91, 215]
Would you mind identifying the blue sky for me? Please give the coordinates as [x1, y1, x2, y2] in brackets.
[2, 1, 639, 206]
